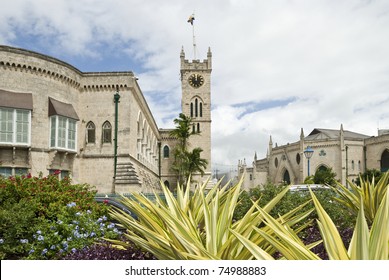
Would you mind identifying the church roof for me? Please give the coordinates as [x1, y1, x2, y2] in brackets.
[305, 128, 370, 141]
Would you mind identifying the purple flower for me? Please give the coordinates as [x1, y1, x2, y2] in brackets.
[67, 202, 76, 208]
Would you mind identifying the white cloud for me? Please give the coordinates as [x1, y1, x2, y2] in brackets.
[2, 0, 389, 173]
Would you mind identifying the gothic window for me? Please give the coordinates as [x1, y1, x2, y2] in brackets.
[195, 98, 198, 117]
[197, 123, 200, 133]
[163, 145, 170, 158]
[351, 160, 355, 170]
[190, 103, 194, 117]
[274, 157, 278, 168]
[358, 160, 361, 171]
[380, 149, 389, 172]
[86, 121, 95, 143]
[192, 124, 196, 133]
[200, 102, 203, 117]
[102, 121, 112, 143]
[319, 149, 327, 156]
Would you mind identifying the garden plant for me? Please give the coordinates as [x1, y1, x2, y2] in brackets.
[233, 173, 389, 260]
[107, 178, 315, 260]
[0, 173, 121, 259]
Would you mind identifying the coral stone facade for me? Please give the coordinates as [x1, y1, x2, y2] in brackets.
[239, 125, 389, 190]
[0, 45, 212, 193]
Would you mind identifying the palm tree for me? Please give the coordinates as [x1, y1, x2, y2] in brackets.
[184, 147, 208, 181]
[169, 113, 207, 186]
[169, 113, 196, 149]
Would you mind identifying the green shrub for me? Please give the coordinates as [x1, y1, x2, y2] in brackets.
[234, 183, 355, 230]
[0, 174, 120, 259]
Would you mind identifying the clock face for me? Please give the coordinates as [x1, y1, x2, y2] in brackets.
[188, 73, 204, 88]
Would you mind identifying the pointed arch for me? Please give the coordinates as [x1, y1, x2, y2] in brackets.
[381, 149, 389, 172]
[163, 145, 170, 158]
[283, 169, 291, 184]
[86, 121, 96, 143]
[195, 98, 198, 117]
[102, 121, 112, 143]
[316, 165, 329, 172]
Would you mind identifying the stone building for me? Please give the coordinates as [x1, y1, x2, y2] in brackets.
[0, 45, 212, 193]
[239, 125, 389, 190]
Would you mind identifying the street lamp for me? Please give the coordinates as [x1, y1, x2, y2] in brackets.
[113, 85, 120, 183]
[304, 146, 314, 176]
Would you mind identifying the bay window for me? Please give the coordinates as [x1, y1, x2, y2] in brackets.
[50, 115, 77, 151]
[48, 97, 79, 152]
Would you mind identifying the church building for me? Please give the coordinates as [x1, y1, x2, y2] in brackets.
[238, 125, 389, 189]
[0, 45, 212, 193]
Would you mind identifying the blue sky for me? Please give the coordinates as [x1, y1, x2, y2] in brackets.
[2, 0, 389, 174]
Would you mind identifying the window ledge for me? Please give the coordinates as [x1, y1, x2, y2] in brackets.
[0, 143, 31, 148]
[49, 148, 77, 154]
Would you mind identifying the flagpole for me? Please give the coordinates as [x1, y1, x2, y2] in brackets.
[192, 18, 197, 60]
[188, 13, 197, 60]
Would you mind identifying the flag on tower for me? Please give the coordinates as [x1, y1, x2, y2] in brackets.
[187, 14, 195, 25]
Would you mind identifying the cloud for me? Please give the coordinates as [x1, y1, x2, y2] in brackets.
[2, 0, 389, 174]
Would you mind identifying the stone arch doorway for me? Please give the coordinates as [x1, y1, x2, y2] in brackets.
[317, 165, 328, 172]
[283, 169, 291, 185]
[381, 149, 389, 172]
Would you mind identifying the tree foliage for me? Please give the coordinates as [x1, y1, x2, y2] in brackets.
[170, 113, 208, 186]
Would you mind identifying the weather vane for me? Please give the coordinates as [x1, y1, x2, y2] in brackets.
[187, 13, 197, 60]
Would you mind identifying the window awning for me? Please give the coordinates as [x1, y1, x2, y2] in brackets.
[0, 89, 33, 110]
[48, 97, 79, 120]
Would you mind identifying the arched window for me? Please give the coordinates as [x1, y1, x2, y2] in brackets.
[197, 123, 200, 133]
[283, 169, 291, 184]
[381, 149, 389, 172]
[163, 145, 170, 158]
[190, 103, 194, 117]
[274, 157, 278, 168]
[358, 160, 361, 171]
[86, 121, 95, 143]
[192, 124, 196, 133]
[195, 98, 198, 117]
[200, 102, 203, 117]
[102, 121, 112, 143]
[351, 160, 355, 170]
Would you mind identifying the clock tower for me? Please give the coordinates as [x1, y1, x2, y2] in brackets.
[180, 46, 212, 182]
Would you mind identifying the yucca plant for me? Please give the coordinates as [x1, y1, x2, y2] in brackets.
[106, 178, 314, 260]
[233, 184, 389, 260]
[332, 171, 389, 225]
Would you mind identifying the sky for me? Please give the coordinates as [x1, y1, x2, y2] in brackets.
[1, 0, 389, 174]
